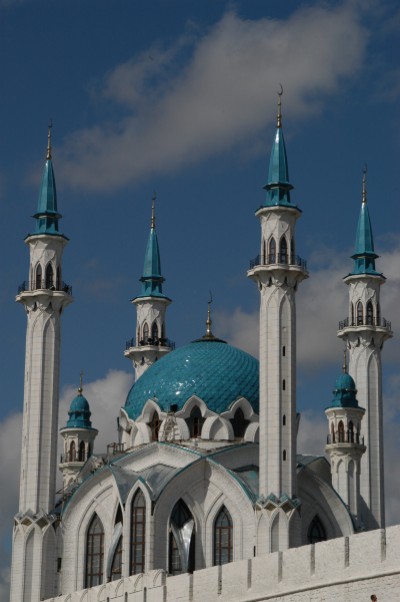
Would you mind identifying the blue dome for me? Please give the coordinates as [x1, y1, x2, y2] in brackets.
[64, 391, 94, 429]
[124, 339, 259, 420]
[330, 371, 359, 408]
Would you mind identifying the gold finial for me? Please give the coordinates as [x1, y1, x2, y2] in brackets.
[205, 292, 213, 337]
[362, 163, 367, 205]
[78, 370, 84, 394]
[47, 119, 53, 160]
[342, 348, 348, 374]
[151, 191, 156, 229]
[277, 84, 283, 128]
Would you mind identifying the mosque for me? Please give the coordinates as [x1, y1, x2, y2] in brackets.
[9, 97, 393, 602]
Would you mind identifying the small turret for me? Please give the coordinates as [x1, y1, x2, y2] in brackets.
[59, 375, 98, 489]
[125, 194, 173, 380]
[325, 351, 366, 526]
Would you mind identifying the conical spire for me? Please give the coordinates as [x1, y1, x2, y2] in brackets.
[351, 167, 379, 276]
[139, 194, 167, 298]
[263, 87, 294, 207]
[31, 122, 64, 237]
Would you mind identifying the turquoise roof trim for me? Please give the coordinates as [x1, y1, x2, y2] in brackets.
[350, 201, 380, 276]
[64, 392, 94, 429]
[124, 339, 259, 419]
[138, 226, 169, 298]
[328, 371, 359, 409]
[263, 125, 296, 208]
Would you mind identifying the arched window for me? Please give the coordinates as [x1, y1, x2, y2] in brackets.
[307, 516, 327, 544]
[262, 239, 266, 264]
[357, 302, 363, 325]
[331, 422, 335, 443]
[351, 303, 354, 326]
[376, 302, 381, 324]
[69, 440, 76, 462]
[214, 506, 233, 566]
[137, 326, 140, 345]
[151, 321, 158, 343]
[35, 264, 42, 290]
[187, 406, 204, 438]
[110, 536, 123, 581]
[45, 263, 54, 289]
[348, 421, 354, 443]
[149, 411, 160, 442]
[283, 450, 287, 461]
[78, 441, 85, 462]
[366, 301, 373, 325]
[85, 515, 104, 587]
[142, 323, 149, 344]
[279, 237, 288, 264]
[291, 237, 295, 263]
[230, 408, 249, 439]
[130, 491, 146, 576]
[169, 500, 195, 575]
[269, 237, 276, 263]
[56, 266, 61, 290]
[338, 421, 345, 443]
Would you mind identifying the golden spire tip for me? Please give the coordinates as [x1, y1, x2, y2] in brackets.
[78, 370, 84, 394]
[362, 163, 367, 205]
[151, 191, 156, 229]
[277, 84, 283, 128]
[205, 292, 213, 337]
[342, 348, 347, 374]
[46, 119, 53, 160]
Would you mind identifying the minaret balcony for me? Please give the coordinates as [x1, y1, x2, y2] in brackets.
[17, 280, 72, 295]
[249, 253, 307, 270]
[125, 336, 175, 350]
[327, 432, 364, 446]
[338, 316, 391, 331]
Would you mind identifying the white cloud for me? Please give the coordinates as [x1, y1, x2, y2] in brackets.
[58, 3, 368, 192]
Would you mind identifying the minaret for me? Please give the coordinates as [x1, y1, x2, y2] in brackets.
[59, 374, 98, 489]
[125, 194, 173, 380]
[325, 351, 366, 527]
[248, 92, 308, 504]
[337, 169, 392, 529]
[11, 126, 73, 602]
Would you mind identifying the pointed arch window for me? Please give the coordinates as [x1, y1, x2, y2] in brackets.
[366, 301, 374, 325]
[338, 421, 345, 443]
[85, 515, 104, 587]
[142, 323, 149, 344]
[56, 266, 61, 290]
[169, 500, 195, 575]
[351, 303, 355, 326]
[307, 516, 327, 544]
[45, 263, 54, 289]
[151, 321, 158, 343]
[187, 406, 204, 438]
[230, 408, 249, 438]
[279, 237, 288, 264]
[348, 420, 354, 443]
[69, 440, 76, 462]
[268, 237, 276, 263]
[35, 264, 42, 290]
[78, 441, 85, 462]
[214, 506, 233, 566]
[130, 491, 146, 576]
[357, 302, 363, 325]
[149, 411, 160, 442]
[331, 422, 335, 443]
[290, 237, 295, 263]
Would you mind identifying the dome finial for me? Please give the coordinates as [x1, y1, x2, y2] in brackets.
[78, 370, 84, 395]
[151, 191, 156, 229]
[277, 84, 283, 128]
[205, 291, 213, 338]
[46, 119, 53, 160]
[362, 163, 367, 205]
[342, 348, 348, 374]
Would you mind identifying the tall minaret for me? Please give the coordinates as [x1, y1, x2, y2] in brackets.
[125, 195, 173, 380]
[325, 351, 366, 527]
[337, 169, 392, 530]
[248, 93, 308, 504]
[11, 126, 72, 602]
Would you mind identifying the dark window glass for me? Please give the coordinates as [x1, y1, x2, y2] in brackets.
[269, 237, 276, 263]
[85, 515, 104, 587]
[307, 516, 327, 544]
[45, 263, 54, 289]
[367, 301, 373, 325]
[279, 237, 288, 263]
[187, 406, 204, 438]
[149, 411, 160, 442]
[214, 507, 233, 566]
[130, 491, 146, 575]
[357, 302, 363, 325]
[230, 408, 249, 438]
[78, 441, 85, 462]
[35, 265, 42, 289]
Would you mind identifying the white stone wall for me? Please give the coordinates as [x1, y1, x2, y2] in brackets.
[44, 525, 400, 602]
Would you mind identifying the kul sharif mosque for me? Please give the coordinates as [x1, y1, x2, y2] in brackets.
[10, 96, 394, 602]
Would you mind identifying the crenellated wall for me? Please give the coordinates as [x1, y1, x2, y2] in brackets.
[44, 525, 400, 602]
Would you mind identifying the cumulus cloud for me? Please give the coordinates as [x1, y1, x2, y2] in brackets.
[58, 3, 368, 192]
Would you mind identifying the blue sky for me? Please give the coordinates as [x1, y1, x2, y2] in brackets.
[1, 0, 400, 596]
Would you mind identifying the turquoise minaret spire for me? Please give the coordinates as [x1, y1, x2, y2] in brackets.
[31, 122, 65, 237]
[124, 194, 173, 382]
[138, 194, 168, 298]
[350, 168, 379, 276]
[263, 88, 294, 207]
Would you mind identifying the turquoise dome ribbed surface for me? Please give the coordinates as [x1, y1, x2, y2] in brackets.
[124, 339, 259, 420]
[330, 372, 359, 408]
[65, 392, 93, 429]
